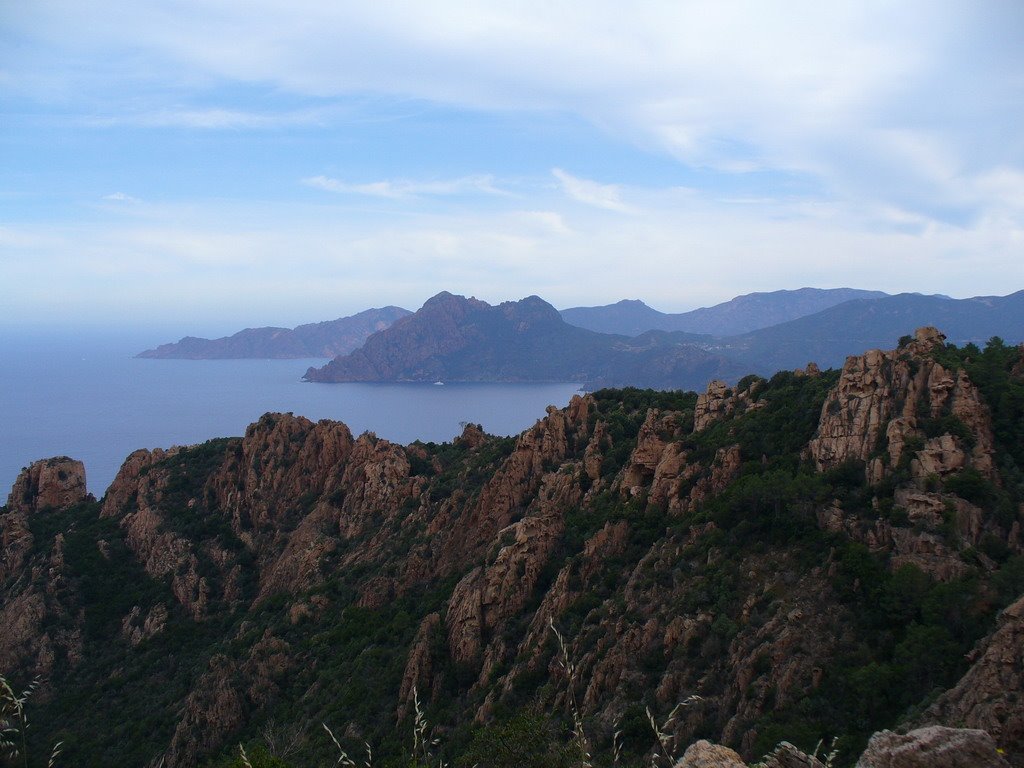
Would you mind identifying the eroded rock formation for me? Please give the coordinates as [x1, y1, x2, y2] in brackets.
[3, 329, 1022, 768]
[808, 327, 995, 484]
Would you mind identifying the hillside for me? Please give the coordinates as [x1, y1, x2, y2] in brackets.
[137, 306, 411, 359]
[3, 328, 1024, 767]
[560, 288, 888, 336]
[721, 290, 1024, 373]
[303, 291, 1024, 393]
[303, 291, 740, 390]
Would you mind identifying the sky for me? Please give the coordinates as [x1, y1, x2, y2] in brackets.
[2, 1, 1023, 336]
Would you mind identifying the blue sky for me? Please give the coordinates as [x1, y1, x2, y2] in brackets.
[2, 1, 1023, 335]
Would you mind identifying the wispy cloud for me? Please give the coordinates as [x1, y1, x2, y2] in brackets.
[102, 192, 140, 203]
[3, 0, 1023, 328]
[552, 168, 634, 213]
[302, 174, 505, 199]
[83, 107, 330, 129]
[9, 3, 1022, 224]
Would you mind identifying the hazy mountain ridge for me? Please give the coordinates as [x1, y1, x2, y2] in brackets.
[137, 306, 412, 359]
[560, 287, 889, 336]
[720, 290, 1024, 373]
[3, 330, 1024, 766]
[133, 289, 1024, 395]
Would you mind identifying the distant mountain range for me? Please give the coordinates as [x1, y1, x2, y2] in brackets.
[560, 287, 889, 336]
[720, 290, 1024, 372]
[303, 291, 741, 390]
[137, 306, 411, 359]
[140, 287, 1024, 391]
[139, 288, 887, 360]
[305, 290, 1024, 389]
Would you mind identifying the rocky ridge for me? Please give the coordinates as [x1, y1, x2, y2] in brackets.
[2, 328, 1023, 767]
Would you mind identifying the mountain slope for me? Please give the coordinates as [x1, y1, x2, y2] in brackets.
[304, 291, 739, 389]
[4, 329, 1024, 767]
[560, 287, 889, 336]
[137, 306, 411, 359]
[722, 290, 1024, 373]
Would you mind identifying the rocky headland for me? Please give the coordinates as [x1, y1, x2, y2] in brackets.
[137, 306, 411, 359]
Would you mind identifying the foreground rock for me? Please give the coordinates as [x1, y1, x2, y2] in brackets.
[916, 595, 1024, 764]
[856, 726, 1010, 768]
[675, 739, 747, 767]
[0, 458, 90, 677]
[674, 728, 1009, 768]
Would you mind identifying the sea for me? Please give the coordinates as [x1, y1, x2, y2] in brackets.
[0, 332, 581, 498]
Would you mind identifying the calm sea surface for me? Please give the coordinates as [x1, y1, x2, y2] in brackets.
[0, 332, 581, 497]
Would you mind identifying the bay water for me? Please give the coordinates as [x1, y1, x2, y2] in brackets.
[0, 332, 581, 497]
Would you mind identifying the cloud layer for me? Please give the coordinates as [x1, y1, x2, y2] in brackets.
[2, 1, 1023, 328]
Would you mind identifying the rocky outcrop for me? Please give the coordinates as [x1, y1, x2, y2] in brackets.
[101, 444, 231, 619]
[441, 397, 590, 568]
[446, 504, 567, 670]
[209, 413, 355, 536]
[121, 603, 169, 647]
[855, 726, 1010, 768]
[808, 327, 996, 484]
[7, 457, 88, 514]
[684, 444, 742, 511]
[917, 594, 1024, 764]
[759, 742, 826, 768]
[675, 739, 747, 767]
[100, 447, 179, 519]
[693, 380, 764, 433]
[399, 612, 442, 711]
[0, 500, 33, 587]
[0, 532, 84, 678]
[621, 409, 686, 499]
[163, 654, 247, 768]
[163, 632, 292, 768]
[671, 728, 1009, 768]
[0, 460, 90, 676]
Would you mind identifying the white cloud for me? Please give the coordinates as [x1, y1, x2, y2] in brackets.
[302, 174, 505, 199]
[6, 3, 1020, 227]
[3, 183, 1023, 330]
[4, 0, 1023, 326]
[84, 107, 328, 129]
[102, 192, 140, 203]
[552, 168, 634, 213]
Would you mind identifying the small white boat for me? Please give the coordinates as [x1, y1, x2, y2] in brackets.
[433, 381, 444, 386]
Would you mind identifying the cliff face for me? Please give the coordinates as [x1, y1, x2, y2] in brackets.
[916, 594, 1024, 763]
[0, 458, 90, 680]
[808, 327, 995, 483]
[6, 457, 87, 515]
[3, 329, 1023, 767]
